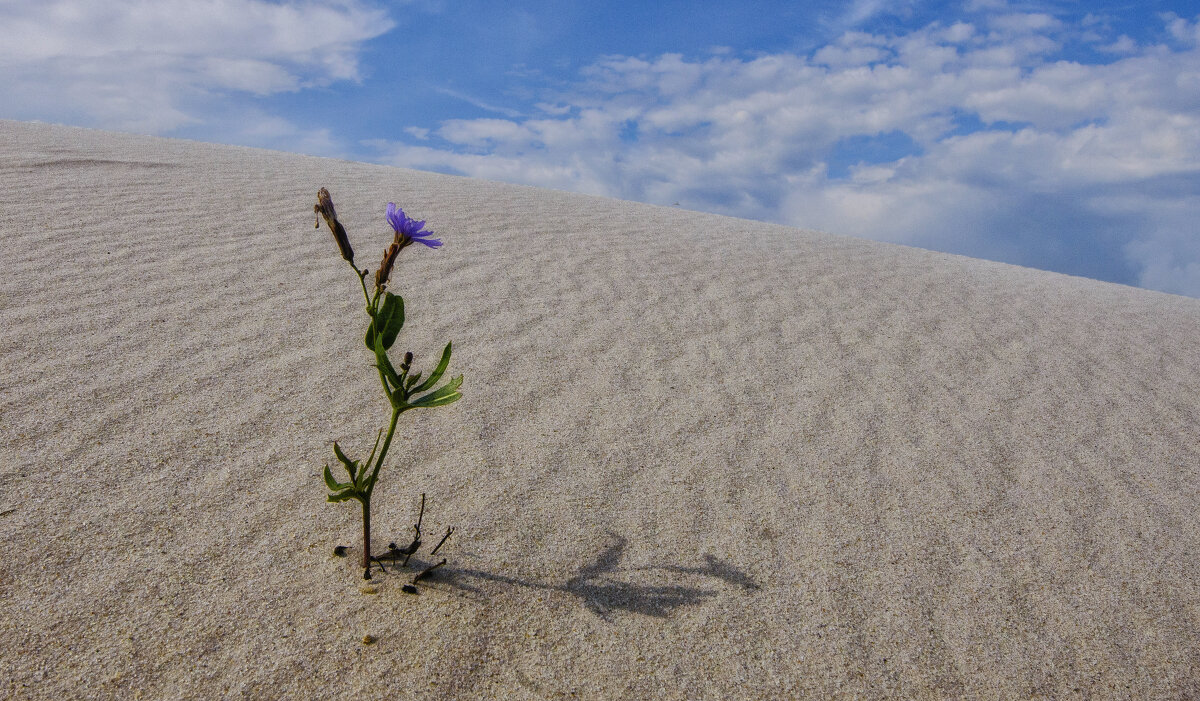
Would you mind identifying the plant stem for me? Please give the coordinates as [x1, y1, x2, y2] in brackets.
[368, 407, 402, 493]
[361, 498, 372, 572]
[353, 262, 371, 307]
[351, 259, 405, 579]
[361, 406, 402, 574]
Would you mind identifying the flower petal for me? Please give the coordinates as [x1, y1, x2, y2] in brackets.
[386, 203, 404, 232]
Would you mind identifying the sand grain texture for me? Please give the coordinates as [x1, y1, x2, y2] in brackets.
[1, 120, 1198, 699]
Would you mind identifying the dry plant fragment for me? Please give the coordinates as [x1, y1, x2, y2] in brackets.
[413, 559, 447, 584]
[430, 527, 454, 556]
[376, 241, 401, 289]
[314, 187, 355, 264]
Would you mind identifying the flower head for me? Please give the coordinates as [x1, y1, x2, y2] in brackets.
[386, 202, 442, 248]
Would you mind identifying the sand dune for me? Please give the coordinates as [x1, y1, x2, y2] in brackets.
[1, 119, 1198, 699]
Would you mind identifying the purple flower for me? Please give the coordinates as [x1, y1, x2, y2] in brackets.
[386, 203, 442, 248]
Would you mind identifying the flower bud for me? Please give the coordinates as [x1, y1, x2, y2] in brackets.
[314, 188, 355, 264]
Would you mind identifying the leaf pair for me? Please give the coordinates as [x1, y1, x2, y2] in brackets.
[405, 342, 463, 409]
[373, 331, 462, 412]
[324, 430, 384, 503]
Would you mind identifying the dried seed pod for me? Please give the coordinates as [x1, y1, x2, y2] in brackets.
[314, 188, 355, 264]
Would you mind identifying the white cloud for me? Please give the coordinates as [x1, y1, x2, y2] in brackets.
[229, 111, 341, 156]
[374, 12, 1200, 296]
[987, 12, 1062, 34]
[437, 119, 533, 149]
[835, 0, 902, 28]
[0, 0, 392, 132]
[813, 34, 891, 68]
[199, 57, 301, 95]
[1099, 35, 1138, 55]
[535, 103, 573, 116]
[431, 87, 525, 118]
[939, 22, 976, 44]
[964, 0, 1007, 11]
[963, 61, 1112, 128]
[1166, 14, 1200, 45]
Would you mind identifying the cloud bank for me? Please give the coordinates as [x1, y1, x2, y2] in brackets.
[0, 0, 391, 147]
[375, 12, 1200, 296]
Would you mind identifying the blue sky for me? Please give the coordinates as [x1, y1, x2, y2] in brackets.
[3, 0, 1199, 297]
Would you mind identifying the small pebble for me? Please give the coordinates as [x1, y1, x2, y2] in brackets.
[402, 585, 419, 595]
[333, 545, 347, 557]
[362, 635, 376, 645]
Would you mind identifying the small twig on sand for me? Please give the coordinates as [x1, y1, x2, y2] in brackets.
[402, 493, 426, 566]
[370, 555, 391, 574]
[412, 559, 447, 585]
[430, 526, 455, 556]
[380, 542, 400, 573]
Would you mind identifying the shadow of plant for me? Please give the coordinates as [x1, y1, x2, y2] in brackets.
[435, 532, 759, 620]
[645, 555, 762, 593]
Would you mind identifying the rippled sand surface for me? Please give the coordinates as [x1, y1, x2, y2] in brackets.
[2, 120, 1198, 699]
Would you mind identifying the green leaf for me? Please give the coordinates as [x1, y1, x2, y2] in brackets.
[412, 342, 453, 394]
[404, 371, 423, 391]
[372, 333, 402, 394]
[364, 292, 404, 351]
[409, 374, 463, 408]
[374, 360, 401, 394]
[332, 442, 357, 480]
[326, 489, 360, 503]
[323, 464, 352, 492]
[411, 391, 462, 409]
[364, 464, 383, 496]
[362, 428, 384, 470]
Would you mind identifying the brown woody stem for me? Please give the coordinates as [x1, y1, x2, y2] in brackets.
[362, 498, 372, 576]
